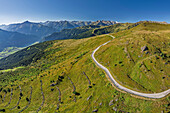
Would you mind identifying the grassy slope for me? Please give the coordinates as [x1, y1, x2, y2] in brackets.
[95, 22, 170, 93]
[0, 47, 23, 60]
[44, 23, 136, 41]
[0, 24, 169, 112]
[0, 42, 39, 60]
[0, 23, 137, 70]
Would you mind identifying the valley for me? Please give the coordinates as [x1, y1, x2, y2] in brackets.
[0, 22, 169, 112]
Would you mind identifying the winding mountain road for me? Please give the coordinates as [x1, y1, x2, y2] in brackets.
[92, 35, 170, 99]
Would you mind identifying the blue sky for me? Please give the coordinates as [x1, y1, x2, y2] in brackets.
[0, 0, 170, 24]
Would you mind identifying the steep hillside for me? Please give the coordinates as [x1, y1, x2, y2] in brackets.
[95, 22, 170, 93]
[0, 41, 55, 70]
[43, 23, 136, 41]
[0, 29, 39, 51]
[0, 21, 56, 38]
[0, 47, 23, 59]
[43, 25, 100, 41]
[0, 23, 169, 112]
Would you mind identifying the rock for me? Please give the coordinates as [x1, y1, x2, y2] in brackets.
[92, 109, 98, 112]
[51, 89, 54, 91]
[87, 95, 92, 101]
[99, 102, 102, 106]
[141, 46, 148, 52]
[145, 51, 149, 54]
[112, 107, 117, 111]
[0, 109, 5, 112]
[109, 99, 114, 106]
[50, 83, 56, 86]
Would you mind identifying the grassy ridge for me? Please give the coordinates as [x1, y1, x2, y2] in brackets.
[0, 23, 169, 112]
[0, 23, 139, 70]
[43, 23, 138, 41]
[95, 22, 170, 93]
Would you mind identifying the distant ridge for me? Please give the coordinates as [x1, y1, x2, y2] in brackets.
[42, 20, 119, 31]
[0, 20, 119, 39]
[0, 21, 56, 38]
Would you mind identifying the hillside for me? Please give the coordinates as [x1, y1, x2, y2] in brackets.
[0, 21, 56, 38]
[0, 47, 23, 59]
[0, 29, 39, 51]
[43, 23, 136, 41]
[0, 41, 54, 70]
[95, 22, 170, 93]
[43, 25, 100, 41]
[0, 22, 169, 113]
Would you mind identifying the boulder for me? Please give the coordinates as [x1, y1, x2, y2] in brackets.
[109, 99, 114, 106]
[141, 46, 148, 52]
[51, 89, 54, 91]
[92, 109, 98, 112]
[112, 107, 117, 111]
[87, 95, 92, 101]
[50, 83, 56, 86]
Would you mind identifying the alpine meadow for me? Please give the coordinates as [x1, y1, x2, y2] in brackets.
[0, 0, 169, 113]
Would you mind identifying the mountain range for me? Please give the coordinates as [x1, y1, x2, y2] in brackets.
[42, 20, 118, 31]
[0, 20, 118, 36]
[43, 23, 134, 41]
[0, 21, 56, 38]
[0, 20, 118, 54]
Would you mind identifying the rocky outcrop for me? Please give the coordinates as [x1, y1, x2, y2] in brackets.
[109, 99, 114, 106]
[92, 109, 98, 112]
[87, 95, 92, 101]
[141, 46, 149, 52]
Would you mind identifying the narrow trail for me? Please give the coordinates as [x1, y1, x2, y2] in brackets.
[4, 88, 13, 107]
[36, 80, 45, 112]
[18, 86, 32, 113]
[10, 86, 22, 110]
[92, 34, 170, 99]
[56, 86, 61, 112]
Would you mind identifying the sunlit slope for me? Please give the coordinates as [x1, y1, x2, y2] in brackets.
[95, 22, 170, 93]
[0, 29, 169, 112]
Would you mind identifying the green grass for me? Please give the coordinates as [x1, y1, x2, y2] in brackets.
[95, 22, 170, 93]
[0, 66, 25, 72]
[0, 47, 23, 60]
[0, 22, 169, 113]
